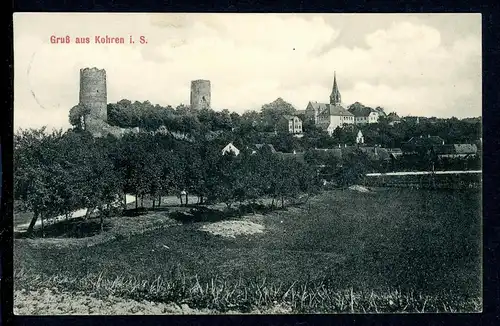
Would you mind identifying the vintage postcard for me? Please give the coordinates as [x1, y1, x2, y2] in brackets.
[13, 13, 482, 315]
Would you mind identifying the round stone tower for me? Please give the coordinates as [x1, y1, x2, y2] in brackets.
[190, 79, 211, 110]
[79, 67, 107, 122]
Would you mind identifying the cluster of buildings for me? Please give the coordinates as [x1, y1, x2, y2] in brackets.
[221, 133, 479, 171]
[280, 72, 401, 136]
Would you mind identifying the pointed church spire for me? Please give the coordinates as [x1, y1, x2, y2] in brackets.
[330, 71, 341, 105]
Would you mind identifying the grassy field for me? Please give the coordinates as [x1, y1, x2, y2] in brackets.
[13, 188, 482, 313]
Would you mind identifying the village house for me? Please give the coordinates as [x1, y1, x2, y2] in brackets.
[280, 115, 303, 134]
[313, 145, 403, 164]
[276, 151, 306, 163]
[401, 135, 445, 155]
[358, 146, 391, 162]
[356, 130, 364, 144]
[348, 104, 384, 125]
[313, 146, 359, 161]
[221, 142, 240, 156]
[318, 105, 355, 135]
[305, 102, 328, 125]
[250, 143, 277, 155]
[386, 112, 402, 126]
[387, 148, 403, 159]
[434, 144, 478, 159]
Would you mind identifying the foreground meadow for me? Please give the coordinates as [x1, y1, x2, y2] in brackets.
[13, 188, 482, 314]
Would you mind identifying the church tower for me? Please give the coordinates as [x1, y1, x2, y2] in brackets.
[329, 71, 342, 105]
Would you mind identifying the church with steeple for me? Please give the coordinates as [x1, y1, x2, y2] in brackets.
[305, 72, 355, 135]
[330, 72, 342, 105]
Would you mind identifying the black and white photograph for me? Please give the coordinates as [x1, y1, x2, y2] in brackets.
[12, 13, 482, 314]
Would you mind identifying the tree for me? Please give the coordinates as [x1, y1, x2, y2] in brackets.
[14, 128, 75, 236]
[69, 104, 91, 130]
[297, 162, 321, 203]
[337, 149, 370, 187]
[107, 102, 134, 128]
[331, 126, 356, 145]
[62, 133, 123, 230]
[272, 132, 300, 153]
[175, 104, 191, 116]
[207, 151, 240, 209]
[275, 158, 301, 208]
[213, 110, 233, 131]
[230, 112, 241, 129]
[234, 151, 267, 212]
[261, 98, 296, 131]
[178, 143, 205, 205]
[117, 133, 151, 208]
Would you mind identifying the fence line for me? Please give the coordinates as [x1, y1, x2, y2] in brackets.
[366, 170, 482, 177]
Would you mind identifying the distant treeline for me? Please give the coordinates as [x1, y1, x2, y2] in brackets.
[103, 99, 481, 152]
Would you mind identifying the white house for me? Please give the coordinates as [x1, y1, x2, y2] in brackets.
[317, 105, 355, 136]
[348, 106, 382, 124]
[222, 142, 240, 156]
[356, 130, 364, 144]
[282, 115, 303, 134]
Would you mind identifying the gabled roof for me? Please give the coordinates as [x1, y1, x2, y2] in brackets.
[434, 144, 455, 155]
[307, 102, 352, 116]
[374, 107, 387, 116]
[329, 105, 354, 117]
[348, 106, 377, 117]
[406, 136, 445, 146]
[387, 148, 403, 154]
[435, 144, 478, 155]
[222, 142, 239, 151]
[454, 144, 478, 154]
[387, 112, 401, 120]
[276, 151, 305, 163]
[282, 115, 301, 121]
[255, 143, 277, 153]
[314, 148, 343, 159]
[359, 147, 390, 161]
[315, 146, 398, 161]
[307, 101, 329, 111]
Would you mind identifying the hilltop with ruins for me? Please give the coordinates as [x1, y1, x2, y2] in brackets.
[72, 67, 212, 138]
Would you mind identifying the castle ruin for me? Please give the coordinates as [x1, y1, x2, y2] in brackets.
[80, 67, 108, 122]
[190, 79, 211, 110]
[74, 69, 213, 137]
[77, 67, 130, 138]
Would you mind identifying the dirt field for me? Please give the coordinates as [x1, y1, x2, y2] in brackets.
[14, 287, 292, 315]
[200, 218, 265, 238]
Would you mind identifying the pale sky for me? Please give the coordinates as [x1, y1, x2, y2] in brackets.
[14, 13, 482, 131]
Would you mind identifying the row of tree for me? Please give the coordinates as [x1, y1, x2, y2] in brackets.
[14, 128, 323, 236]
[97, 98, 481, 152]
